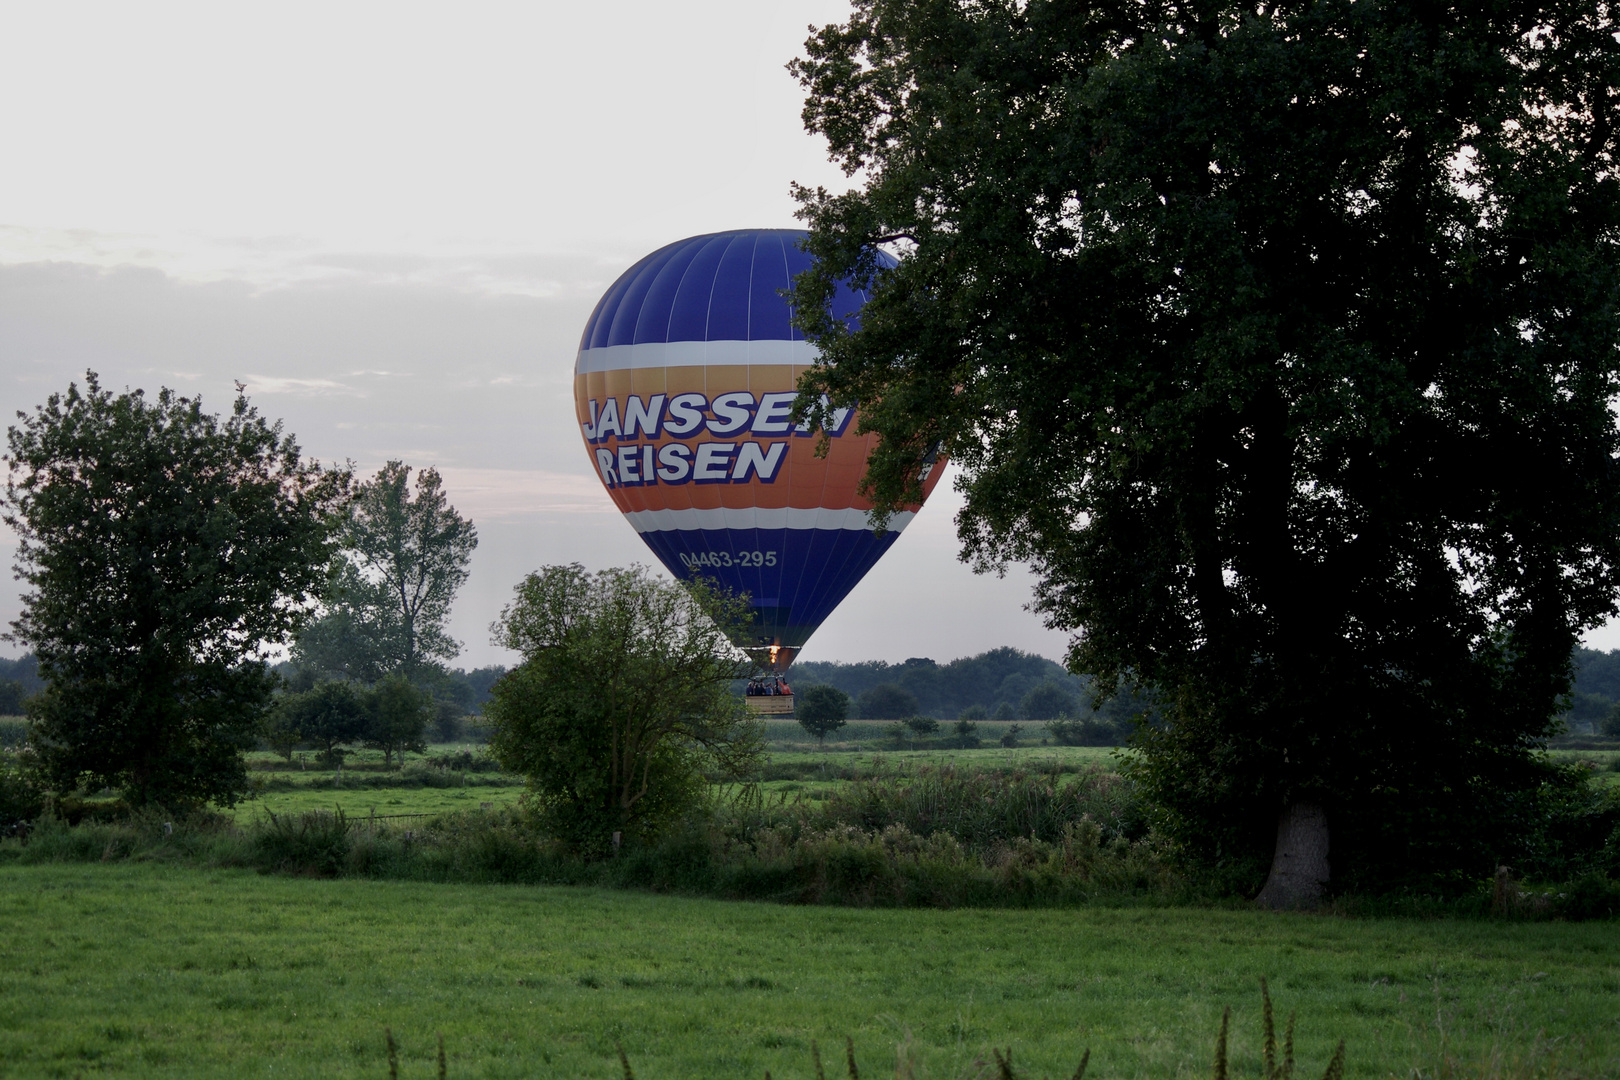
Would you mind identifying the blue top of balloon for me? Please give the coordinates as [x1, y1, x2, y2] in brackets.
[578, 228, 897, 351]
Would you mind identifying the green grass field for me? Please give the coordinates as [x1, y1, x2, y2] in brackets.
[1, 864, 1615, 1079]
[231, 784, 526, 822]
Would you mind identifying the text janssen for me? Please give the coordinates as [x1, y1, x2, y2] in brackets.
[582, 392, 854, 488]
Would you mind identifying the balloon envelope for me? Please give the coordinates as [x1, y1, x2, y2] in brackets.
[574, 228, 941, 669]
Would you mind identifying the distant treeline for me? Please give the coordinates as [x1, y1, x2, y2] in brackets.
[0, 654, 507, 719]
[1566, 648, 1620, 731]
[13, 645, 1620, 729]
[273, 662, 508, 716]
[791, 647, 1153, 723]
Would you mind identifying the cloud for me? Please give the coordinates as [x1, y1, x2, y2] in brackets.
[243, 375, 358, 396]
[434, 467, 617, 520]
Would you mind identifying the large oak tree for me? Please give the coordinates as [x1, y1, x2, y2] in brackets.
[789, 1, 1620, 899]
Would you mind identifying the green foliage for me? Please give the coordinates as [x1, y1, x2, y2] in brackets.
[1047, 717, 1131, 748]
[0, 654, 43, 696]
[486, 564, 764, 853]
[796, 647, 1089, 719]
[796, 684, 851, 742]
[1603, 704, 1620, 739]
[0, 680, 26, 717]
[992, 702, 1017, 723]
[431, 700, 464, 743]
[1000, 722, 1022, 749]
[952, 717, 980, 748]
[363, 674, 431, 767]
[902, 715, 940, 736]
[277, 681, 367, 766]
[1021, 682, 1076, 722]
[1565, 691, 1615, 729]
[789, 1, 1620, 889]
[295, 461, 477, 682]
[262, 698, 304, 762]
[3, 373, 347, 808]
[858, 683, 918, 719]
[959, 704, 988, 722]
[254, 809, 353, 876]
[0, 749, 45, 825]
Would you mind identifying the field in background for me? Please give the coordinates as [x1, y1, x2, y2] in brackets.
[2, 861, 1615, 1079]
[150, 734, 1620, 820]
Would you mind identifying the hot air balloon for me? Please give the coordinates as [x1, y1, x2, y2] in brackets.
[574, 228, 942, 706]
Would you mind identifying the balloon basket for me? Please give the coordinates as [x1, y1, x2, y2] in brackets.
[745, 694, 794, 718]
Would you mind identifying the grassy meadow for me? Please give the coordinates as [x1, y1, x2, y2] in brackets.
[3, 860, 1617, 1079]
[4, 726, 1618, 1077]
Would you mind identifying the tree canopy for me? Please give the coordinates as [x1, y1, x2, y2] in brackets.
[4, 373, 347, 806]
[796, 684, 851, 742]
[790, 1, 1620, 894]
[295, 461, 476, 683]
[485, 565, 763, 853]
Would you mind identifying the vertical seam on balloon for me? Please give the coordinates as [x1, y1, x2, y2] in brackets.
[608, 252, 672, 348]
[802, 521, 878, 634]
[636, 240, 703, 345]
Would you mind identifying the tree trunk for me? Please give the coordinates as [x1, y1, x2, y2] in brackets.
[1254, 801, 1330, 909]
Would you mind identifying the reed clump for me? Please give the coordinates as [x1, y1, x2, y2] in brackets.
[374, 981, 1343, 1079]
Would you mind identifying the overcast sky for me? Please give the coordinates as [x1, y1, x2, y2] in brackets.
[0, 0, 1076, 670]
[6, 2, 1619, 669]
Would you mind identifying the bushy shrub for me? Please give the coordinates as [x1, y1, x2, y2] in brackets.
[253, 810, 353, 875]
[425, 749, 501, 773]
[487, 565, 762, 854]
[952, 718, 980, 749]
[903, 715, 940, 736]
[799, 763, 1147, 852]
[1558, 872, 1620, 920]
[1046, 716, 1130, 747]
[0, 749, 46, 825]
[1000, 722, 1022, 748]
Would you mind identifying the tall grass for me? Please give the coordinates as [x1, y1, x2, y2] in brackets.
[371, 980, 1354, 1080]
[1, 765, 1181, 907]
[6, 760, 1616, 916]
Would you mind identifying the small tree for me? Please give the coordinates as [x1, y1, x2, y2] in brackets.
[1000, 722, 1022, 749]
[363, 674, 431, 768]
[952, 717, 980, 749]
[281, 681, 367, 766]
[263, 703, 303, 763]
[904, 715, 940, 737]
[796, 685, 850, 744]
[3, 373, 346, 807]
[486, 564, 763, 853]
